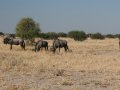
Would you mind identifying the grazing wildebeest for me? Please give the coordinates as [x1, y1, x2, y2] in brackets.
[119, 38, 120, 49]
[3, 36, 25, 50]
[35, 40, 48, 52]
[52, 39, 69, 53]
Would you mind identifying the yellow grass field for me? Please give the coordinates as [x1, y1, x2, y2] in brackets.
[0, 36, 120, 90]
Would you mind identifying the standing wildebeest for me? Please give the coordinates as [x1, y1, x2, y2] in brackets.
[52, 39, 69, 53]
[119, 38, 120, 49]
[3, 36, 25, 50]
[35, 40, 48, 52]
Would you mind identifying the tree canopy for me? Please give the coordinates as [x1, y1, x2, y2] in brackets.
[16, 17, 41, 39]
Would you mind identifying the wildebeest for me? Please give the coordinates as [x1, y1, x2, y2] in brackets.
[35, 40, 48, 52]
[52, 39, 69, 53]
[119, 38, 120, 49]
[3, 36, 25, 50]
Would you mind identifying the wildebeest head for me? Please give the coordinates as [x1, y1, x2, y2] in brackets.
[3, 37, 11, 44]
[34, 40, 48, 52]
[34, 40, 41, 52]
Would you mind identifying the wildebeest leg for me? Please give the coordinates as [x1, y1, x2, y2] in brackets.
[35, 47, 39, 52]
[53, 48, 56, 53]
[20, 42, 25, 50]
[119, 40, 120, 49]
[35, 45, 37, 52]
[45, 47, 47, 51]
[64, 47, 67, 52]
[46, 46, 48, 51]
[20, 44, 23, 49]
[119, 38, 120, 49]
[23, 42, 25, 50]
[59, 47, 60, 52]
[66, 45, 69, 51]
[39, 47, 41, 51]
[45, 47, 46, 51]
[10, 44, 12, 50]
[35, 48, 37, 52]
[20, 45, 22, 49]
[38, 46, 41, 51]
[119, 43, 120, 49]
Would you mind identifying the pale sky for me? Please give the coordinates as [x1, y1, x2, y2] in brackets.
[0, 0, 120, 34]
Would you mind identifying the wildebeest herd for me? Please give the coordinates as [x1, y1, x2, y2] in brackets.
[3, 36, 70, 53]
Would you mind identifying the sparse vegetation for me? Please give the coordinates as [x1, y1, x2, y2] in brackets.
[0, 37, 120, 90]
[62, 80, 73, 86]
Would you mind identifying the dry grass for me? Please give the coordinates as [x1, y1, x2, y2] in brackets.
[0, 36, 120, 90]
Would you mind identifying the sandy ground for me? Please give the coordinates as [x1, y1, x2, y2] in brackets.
[0, 37, 120, 90]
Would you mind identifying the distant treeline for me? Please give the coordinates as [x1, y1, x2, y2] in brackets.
[1, 17, 119, 41]
[0, 32, 16, 38]
[1, 17, 120, 41]
[1, 31, 120, 41]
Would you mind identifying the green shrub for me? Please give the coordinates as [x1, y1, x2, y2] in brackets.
[58, 32, 67, 37]
[68, 30, 87, 41]
[0, 32, 4, 36]
[105, 34, 115, 38]
[114, 34, 120, 38]
[46, 32, 58, 40]
[91, 33, 104, 39]
[39, 33, 49, 39]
